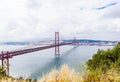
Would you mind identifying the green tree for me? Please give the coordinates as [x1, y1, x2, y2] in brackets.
[86, 42, 120, 72]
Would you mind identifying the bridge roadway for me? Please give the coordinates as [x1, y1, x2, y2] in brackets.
[0, 42, 72, 60]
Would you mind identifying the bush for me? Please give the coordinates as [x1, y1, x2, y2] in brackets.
[86, 42, 120, 72]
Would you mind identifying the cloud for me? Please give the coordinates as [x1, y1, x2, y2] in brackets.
[0, 0, 120, 42]
[104, 4, 120, 18]
[95, 2, 117, 10]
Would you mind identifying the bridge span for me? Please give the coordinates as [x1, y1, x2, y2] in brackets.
[0, 32, 78, 76]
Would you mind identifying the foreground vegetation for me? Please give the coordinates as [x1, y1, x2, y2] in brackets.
[0, 42, 120, 82]
[1, 64, 120, 82]
[86, 42, 120, 81]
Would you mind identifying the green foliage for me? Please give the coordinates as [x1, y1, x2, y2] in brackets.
[0, 66, 2, 74]
[86, 42, 120, 72]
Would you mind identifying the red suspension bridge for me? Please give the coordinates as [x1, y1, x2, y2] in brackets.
[0, 32, 78, 76]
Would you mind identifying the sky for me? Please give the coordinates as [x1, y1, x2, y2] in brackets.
[0, 0, 120, 42]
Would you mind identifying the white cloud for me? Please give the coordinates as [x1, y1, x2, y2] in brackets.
[0, 0, 120, 42]
[104, 4, 120, 18]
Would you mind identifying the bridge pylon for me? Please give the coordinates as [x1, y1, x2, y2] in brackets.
[1, 51, 9, 76]
[55, 32, 60, 56]
[73, 37, 79, 46]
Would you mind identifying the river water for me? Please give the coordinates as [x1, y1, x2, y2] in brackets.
[0, 45, 113, 79]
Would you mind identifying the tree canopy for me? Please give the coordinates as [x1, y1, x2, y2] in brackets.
[87, 42, 120, 72]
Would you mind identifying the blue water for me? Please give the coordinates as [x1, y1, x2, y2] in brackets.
[0, 45, 113, 79]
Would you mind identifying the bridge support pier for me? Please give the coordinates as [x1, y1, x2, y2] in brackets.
[55, 32, 60, 56]
[1, 51, 9, 76]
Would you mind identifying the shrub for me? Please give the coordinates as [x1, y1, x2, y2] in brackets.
[87, 42, 120, 72]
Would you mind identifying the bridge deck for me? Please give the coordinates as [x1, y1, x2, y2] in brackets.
[0, 43, 72, 60]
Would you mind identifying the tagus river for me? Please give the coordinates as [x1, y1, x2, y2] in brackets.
[0, 45, 113, 79]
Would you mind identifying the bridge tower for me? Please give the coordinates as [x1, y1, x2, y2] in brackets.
[73, 37, 79, 46]
[55, 32, 60, 56]
[1, 51, 9, 76]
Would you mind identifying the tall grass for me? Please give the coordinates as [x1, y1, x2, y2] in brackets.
[0, 64, 120, 82]
[0, 64, 84, 82]
[38, 64, 83, 82]
[83, 68, 120, 82]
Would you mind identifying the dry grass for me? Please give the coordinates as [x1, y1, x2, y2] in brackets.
[0, 79, 26, 82]
[0, 64, 120, 82]
[38, 64, 83, 82]
[83, 68, 120, 82]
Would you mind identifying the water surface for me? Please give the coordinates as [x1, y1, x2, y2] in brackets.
[0, 45, 113, 79]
